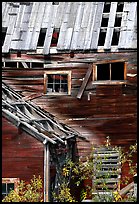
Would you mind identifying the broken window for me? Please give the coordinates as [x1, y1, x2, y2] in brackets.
[50, 28, 60, 47]
[44, 71, 71, 95]
[111, 28, 120, 45]
[4, 61, 17, 68]
[101, 16, 109, 27]
[103, 2, 111, 13]
[116, 2, 124, 12]
[93, 61, 126, 82]
[98, 28, 107, 46]
[2, 27, 7, 46]
[37, 28, 47, 47]
[52, 2, 59, 5]
[2, 178, 19, 200]
[114, 15, 122, 27]
[32, 62, 44, 68]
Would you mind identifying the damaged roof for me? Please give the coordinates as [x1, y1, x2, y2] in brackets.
[2, 82, 81, 145]
[2, 2, 137, 54]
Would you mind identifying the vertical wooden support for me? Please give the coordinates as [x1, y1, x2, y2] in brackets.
[44, 142, 50, 202]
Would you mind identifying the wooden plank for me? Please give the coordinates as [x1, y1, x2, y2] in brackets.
[84, 2, 97, 49]
[43, 4, 58, 54]
[77, 64, 93, 99]
[54, 2, 66, 29]
[2, 3, 11, 28]
[28, 3, 40, 50]
[118, 2, 129, 49]
[90, 2, 104, 49]
[124, 2, 137, 48]
[70, 2, 84, 50]
[104, 2, 118, 49]
[57, 2, 72, 50]
[21, 62, 29, 68]
[41, 2, 52, 28]
[2, 12, 18, 53]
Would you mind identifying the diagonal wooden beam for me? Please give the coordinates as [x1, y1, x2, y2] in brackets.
[21, 61, 29, 68]
[77, 63, 93, 99]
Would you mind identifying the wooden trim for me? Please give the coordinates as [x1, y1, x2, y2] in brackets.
[44, 73, 47, 94]
[44, 70, 71, 95]
[93, 61, 126, 82]
[2, 178, 20, 192]
[124, 62, 127, 80]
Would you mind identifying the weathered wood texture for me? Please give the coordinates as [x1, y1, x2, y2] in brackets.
[2, 117, 44, 181]
[2, 51, 137, 158]
[2, 2, 137, 53]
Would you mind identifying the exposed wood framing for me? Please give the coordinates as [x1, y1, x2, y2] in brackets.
[77, 63, 93, 99]
[2, 2, 137, 53]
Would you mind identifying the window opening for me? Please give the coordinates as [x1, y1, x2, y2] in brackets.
[2, 178, 19, 200]
[37, 28, 47, 47]
[94, 61, 125, 81]
[116, 2, 124, 12]
[103, 2, 111, 13]
[111, 62, 124, 80]
[111, 29, 120, 45]
[32, 62, 43, 68]
[50, 28, 60, 47]
[98, 29, 107, 46]
[114, 16, 122, 27]
[2, 183, 14, 199]
[2, 27, 7, 46]
[52, 2, 59, 5]
[101, 17, 109, 27]
[44, 71, 71, 95]
[97, 64, 110, 80]
[47, 74, 68, 93]
[5, 62, 17, 68]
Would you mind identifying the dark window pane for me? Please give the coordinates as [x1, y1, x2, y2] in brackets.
[2, 27, 7, 46]
[7, 183, 14, 193]
[111, 62, 124, 80]
[101, 17, 109, 27]
[103, 2, 111, 13]
[98, 30, 106, 46]
[114, 17, 122, 27]
[50, 29, 59, 47]
[97, 64, 110, 80]
[117, 2, 124, 12]
[37, 28, 47, 47]
[111, 29, 120, 45]
[2, 183, 6, 193]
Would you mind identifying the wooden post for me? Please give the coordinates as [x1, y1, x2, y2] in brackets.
[44, 142, 50, 202]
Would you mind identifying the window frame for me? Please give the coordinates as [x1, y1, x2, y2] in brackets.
[2, 178, 20, 199]
[92, 60, 127, 85]
[44, 70, 71, 95]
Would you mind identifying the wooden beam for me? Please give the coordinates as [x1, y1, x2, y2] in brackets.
[77, 63, 93, 99]
[21, 61, 29, 68]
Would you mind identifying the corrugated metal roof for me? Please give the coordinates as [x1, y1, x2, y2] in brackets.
[2, 2, 137, 54]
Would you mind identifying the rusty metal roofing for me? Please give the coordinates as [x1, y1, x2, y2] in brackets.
[2, 2, 137, 54]
[2, 82, 82, 145]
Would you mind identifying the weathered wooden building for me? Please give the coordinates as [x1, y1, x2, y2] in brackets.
[2, 2, 137, 201]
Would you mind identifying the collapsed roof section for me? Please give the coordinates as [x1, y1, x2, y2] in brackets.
[2, 2, 137, 54]
[2, 82, 82, 145]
